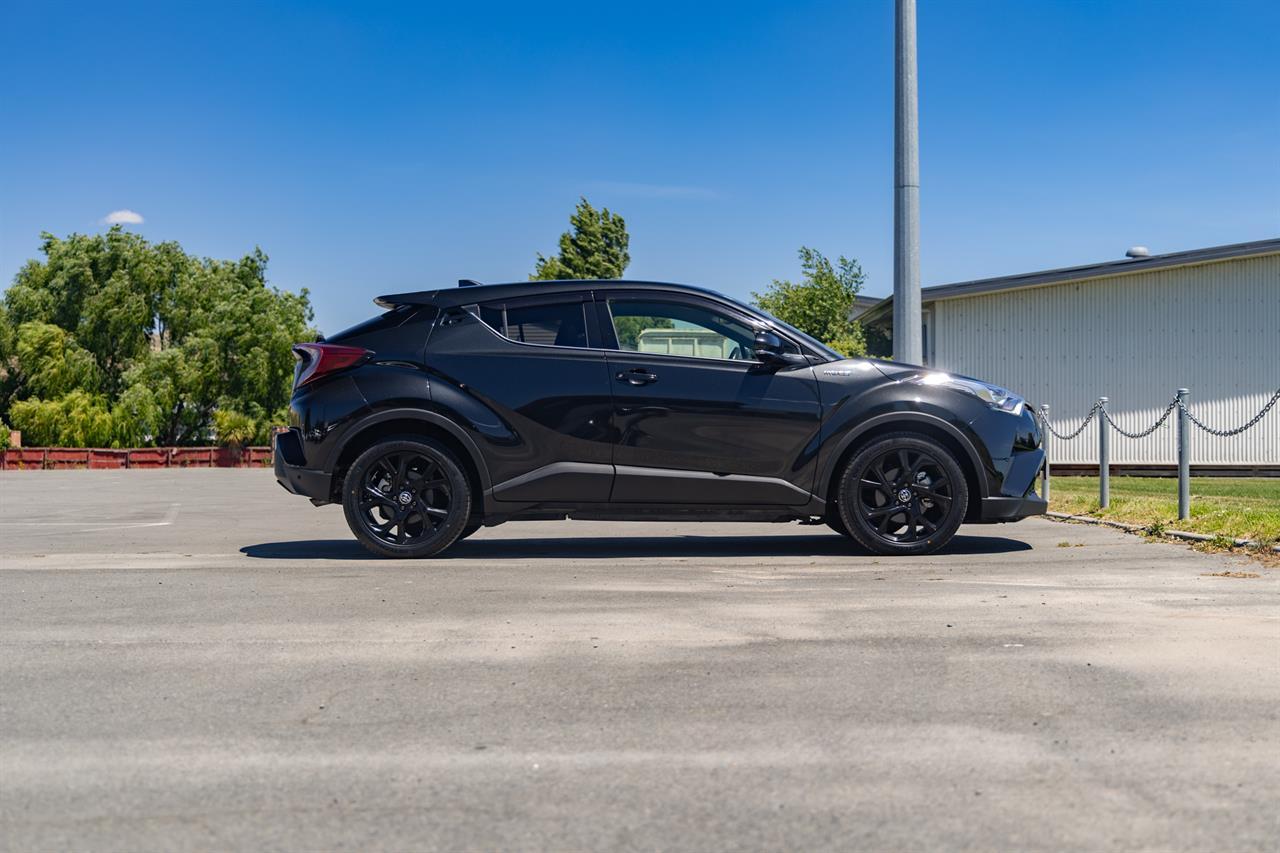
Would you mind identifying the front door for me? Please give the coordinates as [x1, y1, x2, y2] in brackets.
[597, 292, 822, 505]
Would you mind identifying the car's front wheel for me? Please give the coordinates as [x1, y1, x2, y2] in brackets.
[836, 433, 969, 556]
[825, 509, 853, 539]
[342, 438, 472, 559]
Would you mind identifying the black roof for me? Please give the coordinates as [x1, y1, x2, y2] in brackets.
[375, 279, 732, 310]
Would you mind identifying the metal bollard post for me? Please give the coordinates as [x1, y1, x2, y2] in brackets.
[1040, 403, 1051, 502]
[1098, 397, 1109, 509]
[1177, 388, 1190, 521]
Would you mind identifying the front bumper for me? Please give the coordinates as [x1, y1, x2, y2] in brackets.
[274, 429, 332, 501]
[976, 445, 1047, 522]
[978, 493, 1048, 522]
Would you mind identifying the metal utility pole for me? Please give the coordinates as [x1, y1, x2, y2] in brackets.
[893, 0, 923, 364]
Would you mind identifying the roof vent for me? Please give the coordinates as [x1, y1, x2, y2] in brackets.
[1125, 246, 1151, 259]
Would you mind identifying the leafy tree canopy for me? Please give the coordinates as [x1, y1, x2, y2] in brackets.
[531, 197, 630, 280]
[752, 247, 867, 357]
[1, 227, 315, 446]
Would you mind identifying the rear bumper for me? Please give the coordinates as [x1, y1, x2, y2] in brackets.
[274, 429, 332, 501]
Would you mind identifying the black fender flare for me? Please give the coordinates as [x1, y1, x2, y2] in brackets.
[819, 411, 989, 501]
[328, 407, 492, 491]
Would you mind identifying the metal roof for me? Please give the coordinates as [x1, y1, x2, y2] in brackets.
[858, 237, 1280, 325]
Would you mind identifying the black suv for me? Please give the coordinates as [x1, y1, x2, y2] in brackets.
[275, 280, 1046, 558]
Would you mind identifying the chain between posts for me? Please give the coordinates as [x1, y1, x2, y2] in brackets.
[1038, 388, 1280, 442]
[1101, 399, 1177, 439]
[1037, 387, 1280, 523]
[1176, 387, 1280, 437]
[1036, 401, 1100, 440]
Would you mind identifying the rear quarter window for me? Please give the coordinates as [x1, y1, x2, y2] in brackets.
[476, 301, 590, 348]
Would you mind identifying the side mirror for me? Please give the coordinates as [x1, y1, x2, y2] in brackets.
[752, 330, 806, 368]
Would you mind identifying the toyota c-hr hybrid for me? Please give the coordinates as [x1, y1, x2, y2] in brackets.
[274, 279, 1046, 558]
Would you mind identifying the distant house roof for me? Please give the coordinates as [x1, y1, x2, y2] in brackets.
[850, 294, 882, 318]
[858, 237, 1280, 326]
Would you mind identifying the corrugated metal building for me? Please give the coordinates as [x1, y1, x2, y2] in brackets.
[860, 239, 1280, 469]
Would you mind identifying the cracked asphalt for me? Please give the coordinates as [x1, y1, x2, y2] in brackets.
[1, 469, 1277, 851]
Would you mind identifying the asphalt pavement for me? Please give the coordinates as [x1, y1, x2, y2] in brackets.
[1, 469, 1277, 851]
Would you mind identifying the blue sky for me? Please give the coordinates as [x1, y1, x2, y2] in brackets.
[2, 0, 1277, 333]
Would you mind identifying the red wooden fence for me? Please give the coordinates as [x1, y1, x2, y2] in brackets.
[0, 446, 273, 470]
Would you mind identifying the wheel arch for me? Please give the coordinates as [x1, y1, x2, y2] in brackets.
[823, 414, 987, 522]
[328, 409, 490, 508]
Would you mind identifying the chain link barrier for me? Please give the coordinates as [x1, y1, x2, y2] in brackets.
[1101, 398, 1178, 439]
[1177, 387, 1280, 438]
[1037, 401, 1100, 440]
[1039, 388, 1280, 441]
[1038, 386, 1278, 523]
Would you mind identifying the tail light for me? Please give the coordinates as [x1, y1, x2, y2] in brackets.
[292, 343, 371, 388]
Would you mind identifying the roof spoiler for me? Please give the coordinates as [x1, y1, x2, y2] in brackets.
[374, 279, 481, 309]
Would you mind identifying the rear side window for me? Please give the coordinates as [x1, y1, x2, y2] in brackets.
[477, 300, 590, 349]
[479, 305, 504, 332]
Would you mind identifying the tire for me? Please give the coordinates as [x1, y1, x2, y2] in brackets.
[836, 433, 969, 556]
[457, 522, 482, 541]
[342, 438, 472, 559]
[826, 510, 853, 538]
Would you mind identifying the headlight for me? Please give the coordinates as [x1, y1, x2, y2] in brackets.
[911, 372, 1025, 416]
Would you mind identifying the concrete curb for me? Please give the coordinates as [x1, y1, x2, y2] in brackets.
[1046, 511, 1280, 553]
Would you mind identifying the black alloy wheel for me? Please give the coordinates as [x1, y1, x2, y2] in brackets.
[342, 438, 471, 558]
[825, 508, 853, 538]
[837, 433, 969, 556]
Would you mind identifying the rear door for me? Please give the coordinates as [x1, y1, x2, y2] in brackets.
[425, 291, 615, 502]
[595, 291, 822, 505]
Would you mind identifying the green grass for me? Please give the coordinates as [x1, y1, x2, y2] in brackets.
[1049, 476, 1280, 547]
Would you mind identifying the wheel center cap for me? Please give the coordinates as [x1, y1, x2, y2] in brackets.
[897, 488, 913, 504]
[398, 491, 413, 505]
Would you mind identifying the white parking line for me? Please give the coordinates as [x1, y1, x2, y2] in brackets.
[0, 503, 181, 533]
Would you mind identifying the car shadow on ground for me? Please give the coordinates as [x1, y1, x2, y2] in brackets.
[239, 533, 1032, 561]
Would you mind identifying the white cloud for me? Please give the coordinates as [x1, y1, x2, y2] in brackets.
[103, 209, 144, 225]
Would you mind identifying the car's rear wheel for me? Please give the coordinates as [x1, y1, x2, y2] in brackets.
[836, 433, 969, 556]
[342, 438, 471, 559]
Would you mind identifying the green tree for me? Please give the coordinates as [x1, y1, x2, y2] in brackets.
[9, 390, 117, 447]
[0, 303, 15, 366]
[531, 197, 630, 280]
[2, 227, 315, 446]
[13, 322, 101, 399]
[108, 383, 161, 447]
[213, 408, 259, 451]
[752, 247, 867, 357]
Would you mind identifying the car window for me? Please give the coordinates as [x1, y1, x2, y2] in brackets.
[478, 305, 504, 333]
[477, 300, 590, 349]
[607, 299, 762, 361]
